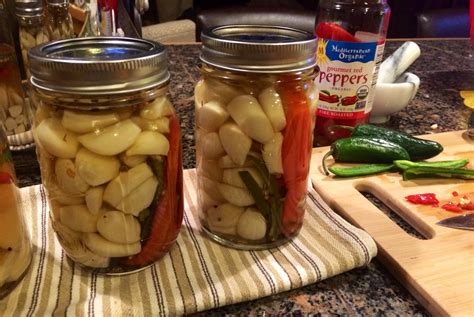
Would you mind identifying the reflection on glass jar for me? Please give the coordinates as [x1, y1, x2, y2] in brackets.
[29, 37, 183, 274]
[0, 123, 32, 299]
[45, 0, 74, 40]
[195, 25, 318, 250]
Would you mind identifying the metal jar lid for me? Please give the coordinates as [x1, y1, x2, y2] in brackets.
[200, 25, 317, 73]
[28, 37, 169, 95]
[15, 0, 43, 18]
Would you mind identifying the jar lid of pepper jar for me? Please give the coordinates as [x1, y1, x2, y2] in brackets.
[200, 24, 317, 73]
[28, 37, 169, 95]
[14, 0, 44, 18]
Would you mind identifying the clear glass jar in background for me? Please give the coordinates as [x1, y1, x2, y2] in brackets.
[195, 25, 318, 250]
[314, 0, 391, 146]
[15, 0, 50, 78]
[0, 122, 32, 299]
[0, 0, 32, 136]
[28, 37, 183, 274]
[45, 0, 74, 40]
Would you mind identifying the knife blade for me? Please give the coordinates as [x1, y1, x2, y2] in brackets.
[436, 214, 474, 231]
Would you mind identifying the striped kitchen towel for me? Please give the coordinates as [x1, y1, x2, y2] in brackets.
[0, 169, 377, 316]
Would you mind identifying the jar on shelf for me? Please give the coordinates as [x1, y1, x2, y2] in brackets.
[1, 1, 32, 136]
[14, 0, 50, 78]
[45, 0, 74, 40]
[0, 122, 32, 299]
[195, 25, 318, 250]
[28, 37, 183, 274]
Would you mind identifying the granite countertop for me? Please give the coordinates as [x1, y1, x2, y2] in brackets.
[11, 39, 473, 315]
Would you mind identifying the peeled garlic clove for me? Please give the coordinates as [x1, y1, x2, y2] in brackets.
[140, 96, 173, 120]
[116, 176, 158, 216]
[35, 118, 79, 158]
[262, 133, 284, 174]
[306, 82, 319, 114]
[217, 183, 255, 207]
[119, 152, 147, 168]
[197, 101, 229, 131]
[258, 87, 287, 131]
[227, 95, 274, 143]
[218, 155, 253, 168]
[97, 210, 141, 244]
[130, 116, 170, 133]
[237, 208, 267, 240]
[125, 131, 169, 156]
[20, 30, 36, 49]
[218, 122, 252, 166]
[206, 78, 243, 104]
[8, 87, 23, 106]
[62, 110, 120, 133]
[201, 131, 225, 159]
[55, 158, 90, 194]
[206, 203, 244, 235]
[8, 105, 23, 118]
[199, 159, 223, 182]
[75, 148, 120, 186]
[222, 167, 264, 188]
[47, 182, 85, 206]
[198, 189, 223, 212]
[103, 163, 154, 207]
[58, 204, 100, 233]
[201, 176, 225, 201]
[85, 186, 104, 215]
[83, 233, 141, 258]
[36, 31, 49, 44]
[0, 183, 24, 249]
[78, 119, 141, 156]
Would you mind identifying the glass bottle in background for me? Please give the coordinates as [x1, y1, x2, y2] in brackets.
[46, 0, 74, 40]
[0, 122, 32, 299]
[15, 0, 50, 78]
[313, 0, 390, 146]
[0, 0, 32, 136]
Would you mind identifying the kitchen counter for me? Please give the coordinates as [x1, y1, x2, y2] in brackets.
[11, 39, 473, 315]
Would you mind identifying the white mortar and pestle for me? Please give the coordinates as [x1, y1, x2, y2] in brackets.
[371, 42, 421, 123]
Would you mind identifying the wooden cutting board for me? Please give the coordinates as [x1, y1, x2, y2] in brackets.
[309, 130, 474, 317]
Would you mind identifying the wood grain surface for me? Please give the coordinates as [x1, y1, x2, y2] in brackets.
[310, 130, 474, 316]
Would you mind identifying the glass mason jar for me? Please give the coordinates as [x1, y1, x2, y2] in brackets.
[45, 0, 74, 40]
[15, 0, 50, 78]
[195, 25, 318, 250]
[0, 122, 32, 299]
[1, 1, 31, 136]
[28, 37, 183, 274]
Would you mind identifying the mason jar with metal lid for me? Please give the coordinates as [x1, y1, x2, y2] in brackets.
[195, 25, 319, 250]
[29, 37, 183, 274]
[15, 0, 50, 77]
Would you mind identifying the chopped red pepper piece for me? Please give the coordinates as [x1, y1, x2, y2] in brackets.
[405, 193, 439, 205]
[460, 202, 474, 210]
[316, 22, 361, 42]
[441, 203, 464, 213]
[452, 191, 459, 196]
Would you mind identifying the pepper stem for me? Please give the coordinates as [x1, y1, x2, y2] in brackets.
[322, 150, 333, 176]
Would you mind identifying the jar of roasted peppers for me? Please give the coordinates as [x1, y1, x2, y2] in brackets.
[29, 37, 183, 273]
[314, 0, 390, 146]
[195, 25, 318, 249]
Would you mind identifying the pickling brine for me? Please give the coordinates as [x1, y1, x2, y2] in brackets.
[195, 25, 318, 249]
[29, 37, 183, 273]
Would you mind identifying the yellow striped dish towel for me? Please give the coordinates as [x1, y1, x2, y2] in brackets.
[0, 169, 377, 316]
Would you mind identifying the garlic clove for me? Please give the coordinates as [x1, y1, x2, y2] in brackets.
[262, 133, 284, 174]
[197, 100, 229, 131]
[55, 158, 90, 195]
[130, 116, 170, 133]
[139, 96, 173, 120]
[83, 232, 141, 258]
[206, 203, 244, 235]
[125, 131, 169, 156]
[85, 186, 104, 215]
[115, 176, 158, 216]
[199, 158, 223, 182]
[62, 110, 120, 133]
[258, 87, 287, 131]
[35, 118, 79, 158]
[237, 208, 267, 240]
[119, 152, 147, 168]
[97, 210, 141, 244]
[200, 131, 225, 159]
[75, 148, 120, 186]
[58, 204, 100, 233]
[200, 175, 225, 201]
[218, 122, 252, 166]
[217, 182, 255, 206]
[222, 167, 264, 188]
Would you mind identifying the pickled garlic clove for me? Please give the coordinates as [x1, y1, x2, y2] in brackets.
[0, 183, 24, 250]
[130, 116, 170, 133]
[237, 208, 267, 240]
[36, 31, 49, 45]
[262, 133, 284, 174]
[20, 30, 36, 49]
[103, 163, 154, 207]
[61, 110, 120, 133]
[139, 96, 173, 120]
[115, 176, 158, 216]
[205, 78, 243, 104]
[78, 119, 141, 156]
[200, 131, 225, 159]
[197, 100, 229, 131]
[35, 118, 79, 158]
[200, 175, 225, 201]
[0, 236, 31, 285]
[58, 204, 100, 233]
[48, 183, 85, 206]
[55, 158, 90, 195]
[119, 152, 147, 168]
[198, 189, 223, 212]
[125, 131, 169, 156]
[97, 211, 141, 244]
[217, 182, 255, 207]
[218, 122, 252, 166]
[206, 203, 244, 235]
[258, 87, 287, 132]
[218, 155, 253, 169]
[75, 148, 120, 186]
[52, 220, 109, 268]
[199, 159, 223, 182]
[222, 167, 264, 188]
[8, 87, 24, 106]
[85, 186, 104, 215]
[227, 95, 274, 143]
[83, 233, 141, 258]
